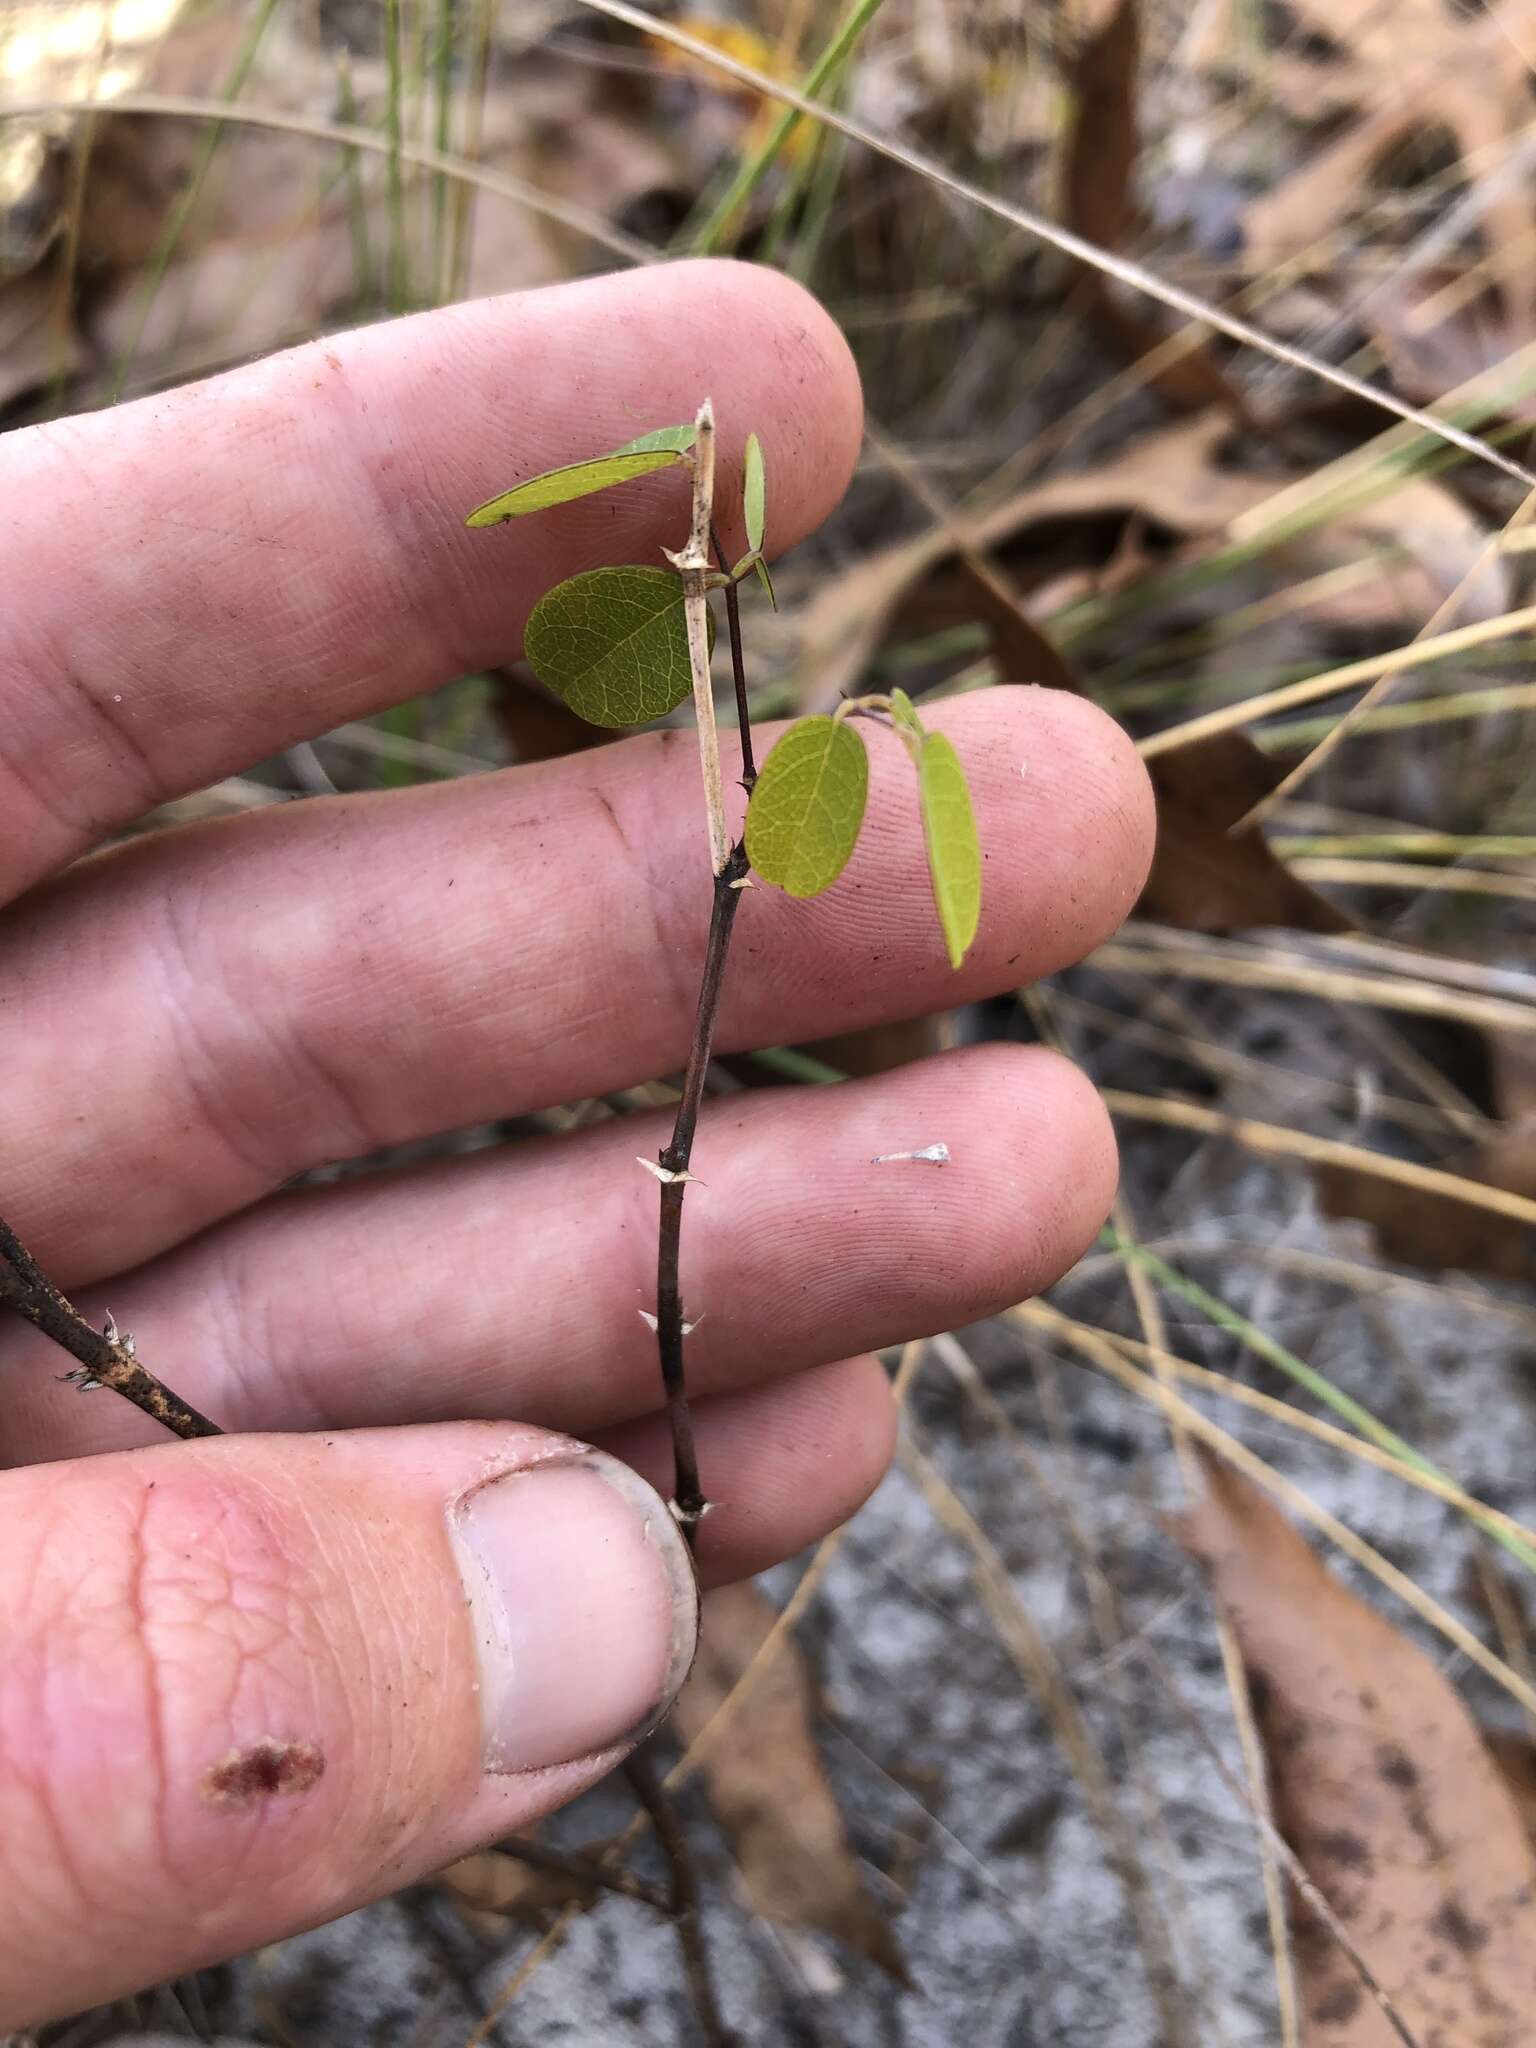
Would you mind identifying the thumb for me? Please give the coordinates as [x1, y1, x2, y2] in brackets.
[0, 1424, 698, 2028]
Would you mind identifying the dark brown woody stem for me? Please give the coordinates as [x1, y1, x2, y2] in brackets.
[654, 835, 750, 1536]
[623, 1750, 732, 2047]
[711, 523, 757, 794]
[0, 1211, 221, 1440]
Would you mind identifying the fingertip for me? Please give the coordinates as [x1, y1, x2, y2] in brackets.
[1008, 1042, 1121, 1276]
[1023, 686, 1157, 910]
[915, 686, 1155, 975]
[662, 258, 864, 551]
[598, 1353, 897, 1587]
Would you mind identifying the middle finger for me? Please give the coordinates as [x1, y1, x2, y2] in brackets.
[4, 687, 1149, 1280]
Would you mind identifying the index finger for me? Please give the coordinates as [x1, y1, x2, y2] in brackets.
[0, 259, 861, 900]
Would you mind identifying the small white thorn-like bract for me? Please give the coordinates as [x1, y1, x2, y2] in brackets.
[635, 1156, 697, 1185]
[103, 1310, 119, 1343]
[872, 1142, 952, 1166]
[668, 1496, 716, 1526]
[728, 875, 754, 890]
[637, 1309, 660, 1332]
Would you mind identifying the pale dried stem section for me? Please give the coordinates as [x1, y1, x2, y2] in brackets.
[669, 398, 730, 875]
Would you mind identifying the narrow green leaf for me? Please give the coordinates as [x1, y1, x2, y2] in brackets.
[525, 565, 706, 728]
[465, 448, 681, 526]
[918, 731, 981, 968]
[889, 685, 924, 742]
[745, 715, 868, 897]
[743, 431, 766, 553]
[753, 554, 778, 609]
[613, 423, 698, 455]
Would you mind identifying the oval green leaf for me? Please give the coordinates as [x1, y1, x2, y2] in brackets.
[743, 431, 766, 554]
[918, 731, 981, 968]
[745, 715, 869, 898]
[466, 447, 682, 527]
[525, 565, 704, 728]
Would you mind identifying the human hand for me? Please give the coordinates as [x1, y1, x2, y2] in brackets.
[0, 260, 1153, 2024]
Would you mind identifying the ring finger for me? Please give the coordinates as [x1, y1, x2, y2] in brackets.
[1, 1043, 1114, 1467]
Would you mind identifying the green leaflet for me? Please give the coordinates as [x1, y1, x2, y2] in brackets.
[731, 546, 778, 609]
[917, 730, 981, 968]
[613, 423, 698, 455]
[746, 715, 869, 897]
[464, 424, 694, 526]
[889, 685, 924, 741]
[743, 432, 766, 553]
[525, 565, 709, 728]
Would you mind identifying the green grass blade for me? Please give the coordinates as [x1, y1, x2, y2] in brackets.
[688, 0, 889, 255]
[104, 0, 281, 404]
[1107, 1231, 1536, 1576]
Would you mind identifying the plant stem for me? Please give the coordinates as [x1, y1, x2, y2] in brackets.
[0, 1213, 220, 1439]
[712, 523, 757, 789]
[654, 838, 749, 1531]
[673, 402, 731, 873]
[623, 1751, 731, 2047]
[493, 1833, 673, 1913]
[650, 404, 759, 1535]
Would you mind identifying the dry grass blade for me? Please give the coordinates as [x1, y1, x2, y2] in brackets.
[1173, 1453, 1536, 2046]
[0, 92, 654, 267]
[574, 0, 1536, 485]
[1101, 1089, 1536, 1232]
[899, 1434, 1191, 2041]
[1263, 683, 1536, 753]
[1236, 485, 1536, 827]
[1139, 601, 1536, 758]
[1040, 1314, 1536, 1551]
[1022, 1302, 1536, 1716]
[1091, 936, 1536, 1039]
[1105, 1203, 1303, 2044]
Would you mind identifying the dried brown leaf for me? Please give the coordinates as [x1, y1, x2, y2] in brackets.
[77, 12, 674, 384]
[1062, 0, 1248, 416]
[796, 415, 1276, 710]
[957, 565, 1351, 931]
[1172, 1454, 1536, 2045]
[1318, 1126, 1536, 1285]
[492, 670, 611, 766]
[1142, 736, 1352, 934]
[1238, 1, 1536, 335]
[1320, 1034, 1536, 1282]
[670, 1582, 909, 1983]
[439, 1845, 591, 1930]
[1487, 1733, 1536, 1851]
